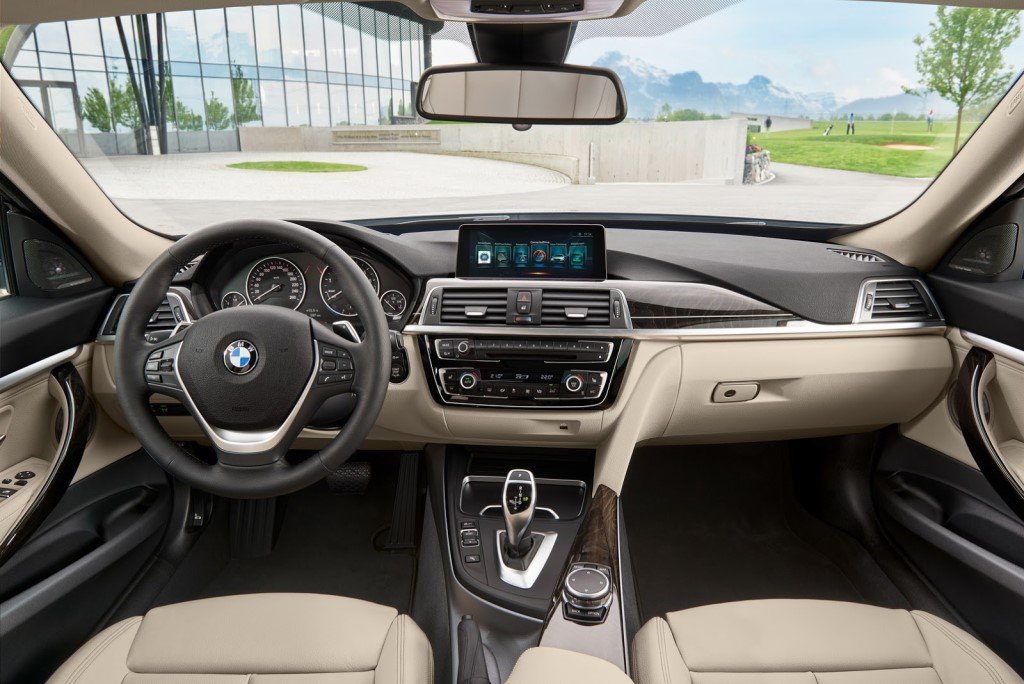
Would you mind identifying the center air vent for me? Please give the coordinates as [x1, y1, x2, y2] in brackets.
[440, 288, 507, 325]
[541, 290, 611, 326]
[857, 279, 941, 323]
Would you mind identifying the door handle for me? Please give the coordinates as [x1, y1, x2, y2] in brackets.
[953, 347, 1024, 522]
[0, 363, 93, 566]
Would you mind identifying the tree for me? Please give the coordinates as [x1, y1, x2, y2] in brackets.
[914, 7, 1021, 150]
[81, 88, 113, 132]
[230, 65, 261, 126]
[205, 92, 232, 130]
[109, 76, 141, 130]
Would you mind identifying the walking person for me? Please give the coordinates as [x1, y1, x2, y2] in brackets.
[846, 112, 855, 135]
[764, 116, 773, 132]
[927, 109, 934, 132]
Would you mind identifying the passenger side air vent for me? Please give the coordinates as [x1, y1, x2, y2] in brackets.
[541, 289, 611, 326]
[828, 248, 887, 263]
[857, 279, 941, 323]
[99, 293, 192, 341]
[440, 288, 508, 325]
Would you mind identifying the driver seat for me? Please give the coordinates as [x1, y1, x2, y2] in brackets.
[48, 593, 433, 683]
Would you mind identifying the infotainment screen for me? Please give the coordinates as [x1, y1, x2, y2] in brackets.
[457, 224, 606, 280]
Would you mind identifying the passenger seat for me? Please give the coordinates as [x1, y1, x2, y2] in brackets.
[632, 599, 1022, 683]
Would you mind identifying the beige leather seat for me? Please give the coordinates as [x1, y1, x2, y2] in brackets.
[48, 593, 432, 683]
[633, 599, 1022, 684]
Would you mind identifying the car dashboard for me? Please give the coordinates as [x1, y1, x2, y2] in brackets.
[91, 218, 954, 485]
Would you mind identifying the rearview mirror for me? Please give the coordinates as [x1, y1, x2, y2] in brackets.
[416, 64, 627, 125]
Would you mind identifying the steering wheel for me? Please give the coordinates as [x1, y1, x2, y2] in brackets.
[113, 219, 391, 499]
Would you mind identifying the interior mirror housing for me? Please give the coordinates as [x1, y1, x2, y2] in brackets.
[416, 64, 627, 125]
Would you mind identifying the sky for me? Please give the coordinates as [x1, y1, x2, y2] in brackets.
[432, 0, 1024, 103]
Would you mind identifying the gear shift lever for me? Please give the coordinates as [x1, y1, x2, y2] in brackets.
[502, 469, 536, 558]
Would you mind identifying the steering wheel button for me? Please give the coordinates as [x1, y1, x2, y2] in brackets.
[339, 372, 354, 381]
[146, 373, 162, 383]
[318, 374, 339, 384]
[321, 360, 338, 371]
[322, 347, 338, 358]
[146, 361, 160, 371]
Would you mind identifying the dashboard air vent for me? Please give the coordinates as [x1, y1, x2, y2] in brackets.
[541, 289, 611, 326]
[858, 280, 940, 323]
[100, 293, 191, 341]
[829, 248, 887, 263]
[440, 288, 507, 324]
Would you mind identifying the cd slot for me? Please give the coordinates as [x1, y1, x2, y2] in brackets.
[435, 338, 613, 363]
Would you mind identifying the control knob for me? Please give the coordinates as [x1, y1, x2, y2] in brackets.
[458, 371, 479, 391]
[563, 373, 585, 393]
[564, 566, 612, 608]
[456, 340, 472, 356]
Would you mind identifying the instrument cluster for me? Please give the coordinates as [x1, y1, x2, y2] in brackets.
[213, 250, 412, 326]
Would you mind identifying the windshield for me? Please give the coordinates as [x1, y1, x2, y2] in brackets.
[2, 0, 1022, 235]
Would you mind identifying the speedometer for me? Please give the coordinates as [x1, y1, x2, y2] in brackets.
[246, 257, 306, 310]
[320, 257, 380, 317]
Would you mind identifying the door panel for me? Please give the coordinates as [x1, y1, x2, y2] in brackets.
[888, 197, 1024, 674]
[0, 198, 168, 682]
[875, 436, 1024, 674]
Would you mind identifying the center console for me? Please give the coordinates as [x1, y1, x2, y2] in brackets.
[437, 447, 630, 678]
[419, 223, 633, 410]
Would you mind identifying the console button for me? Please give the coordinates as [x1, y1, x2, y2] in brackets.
[464, 554, 481, 563]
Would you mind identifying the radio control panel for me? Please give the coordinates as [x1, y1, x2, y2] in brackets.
[423, 336, 627, 409]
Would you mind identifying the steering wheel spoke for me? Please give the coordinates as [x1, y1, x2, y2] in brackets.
[143, 337, 187, 401]
[312, 322, 373, 394]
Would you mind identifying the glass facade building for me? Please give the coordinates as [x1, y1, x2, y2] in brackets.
[2, 3, 434, 154]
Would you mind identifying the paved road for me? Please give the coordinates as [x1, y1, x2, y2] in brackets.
[85, 152, 931, 234]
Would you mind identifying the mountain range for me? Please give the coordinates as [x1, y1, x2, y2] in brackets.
[592, 51, 956, 120]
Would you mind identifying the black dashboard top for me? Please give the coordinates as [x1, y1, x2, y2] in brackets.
[286, 219, 917, 325]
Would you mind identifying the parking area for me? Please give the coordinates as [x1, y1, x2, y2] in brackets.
[84, 152, 931, 234]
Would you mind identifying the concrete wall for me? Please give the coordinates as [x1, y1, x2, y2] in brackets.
[731, 112, 812, 133]
[239, 119, 748, 185]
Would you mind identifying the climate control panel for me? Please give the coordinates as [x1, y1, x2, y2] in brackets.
[422, 336, 627, 409]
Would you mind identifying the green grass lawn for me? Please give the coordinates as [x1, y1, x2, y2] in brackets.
[753, 119, 980, 178]
[227, 160, 367, 173]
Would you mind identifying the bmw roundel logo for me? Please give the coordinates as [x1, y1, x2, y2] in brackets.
[223, 340, 259, 375]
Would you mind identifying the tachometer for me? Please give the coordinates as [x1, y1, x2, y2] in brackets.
[320, 257, 380, 317]
[246, 257, 306, 310]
